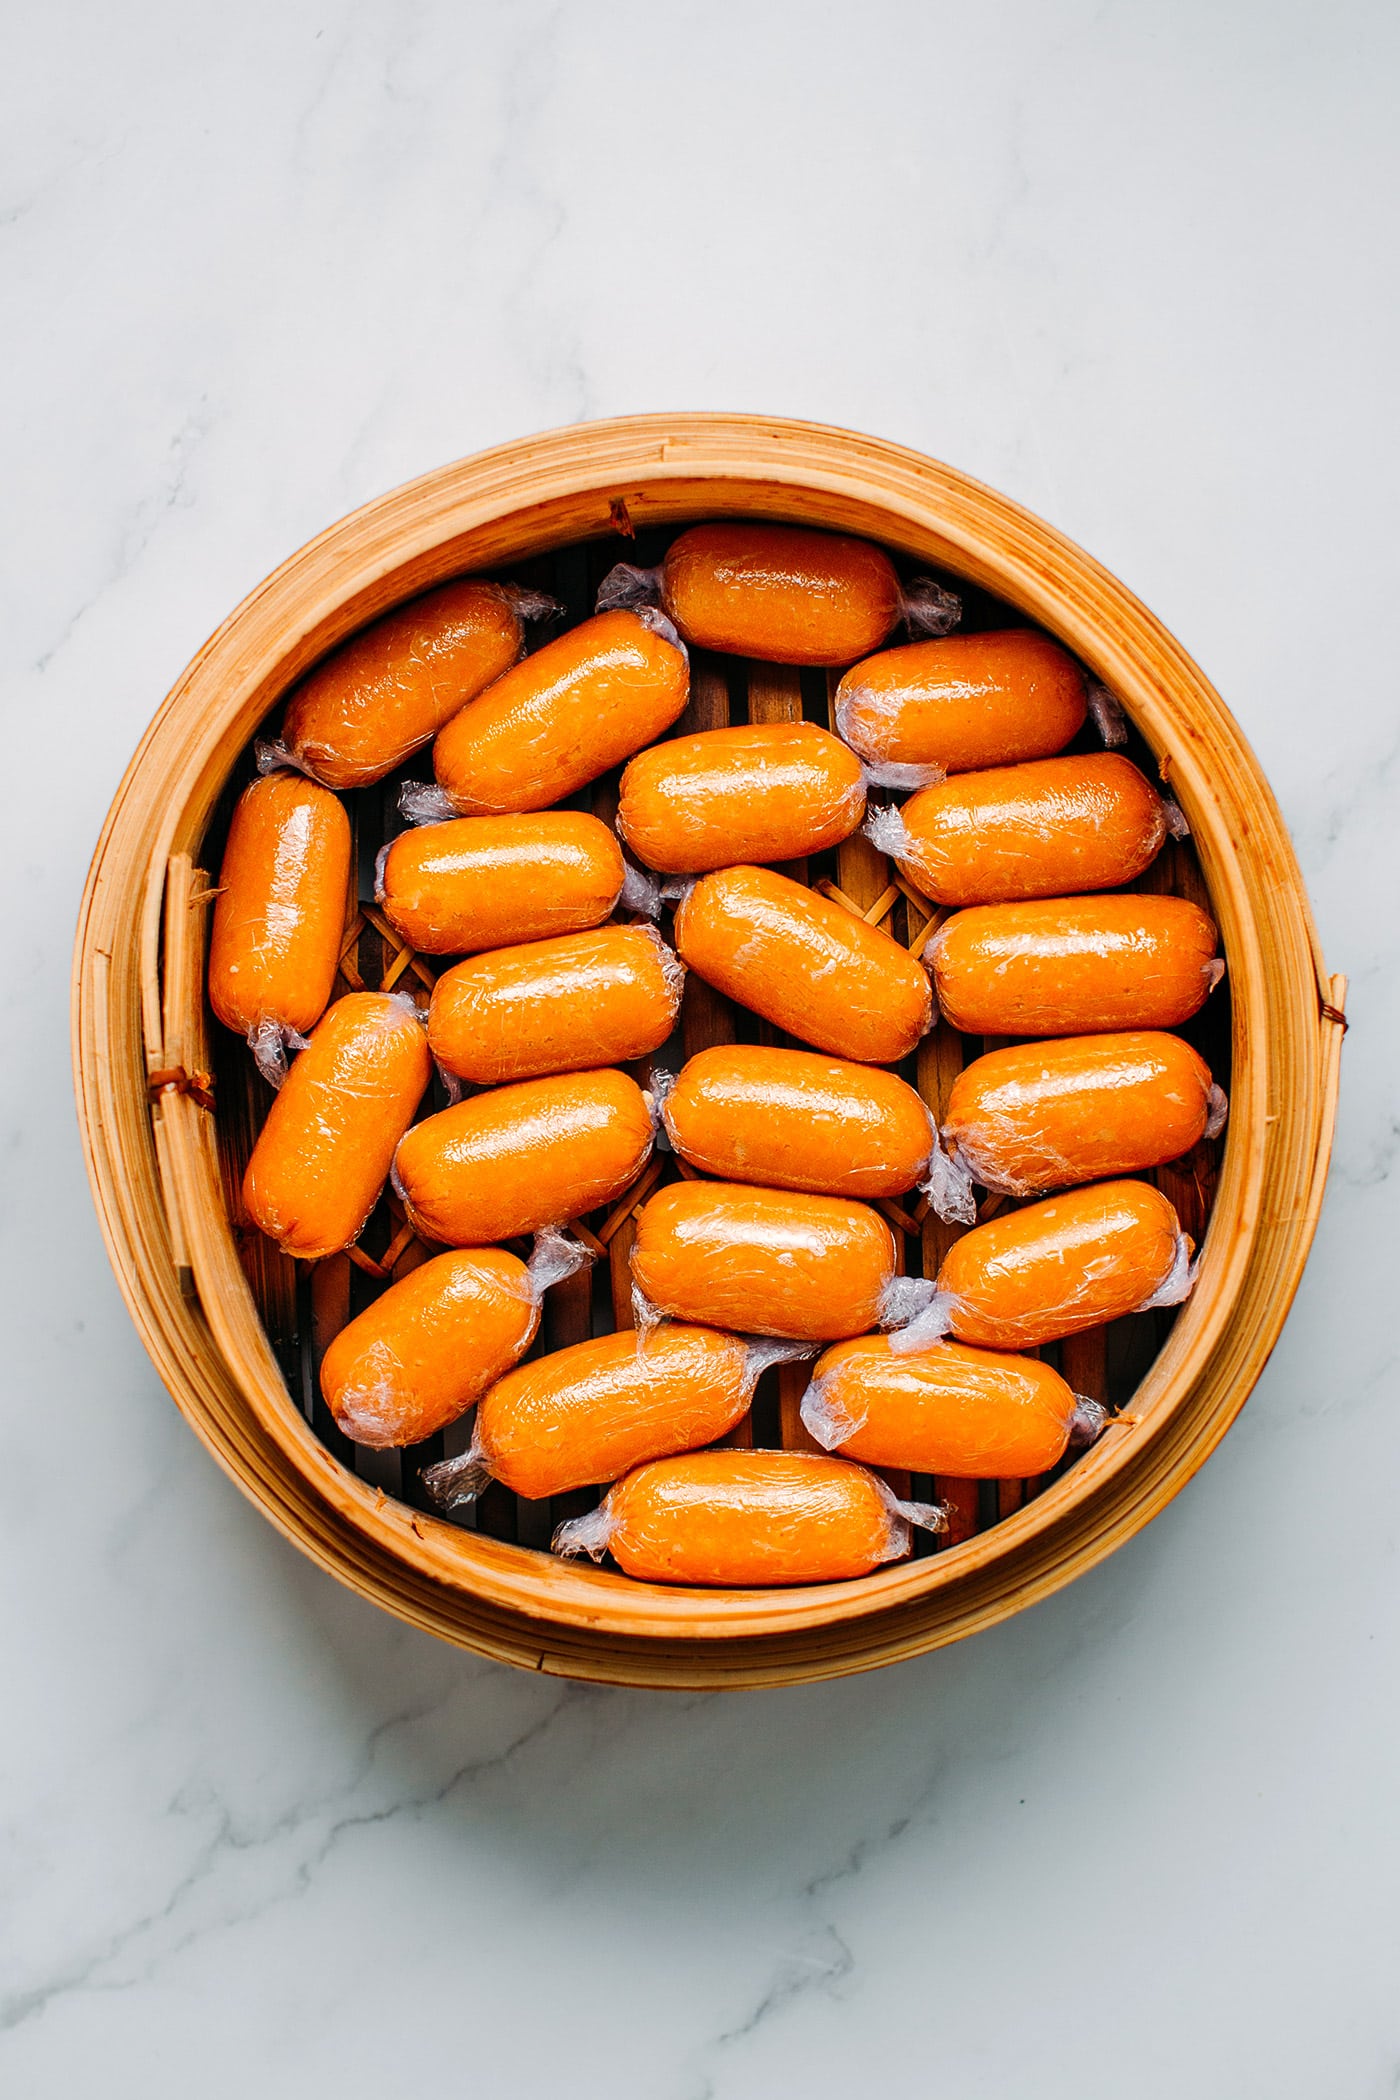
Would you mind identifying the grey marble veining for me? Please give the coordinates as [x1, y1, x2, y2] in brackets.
[2, 3, 1397, 2094]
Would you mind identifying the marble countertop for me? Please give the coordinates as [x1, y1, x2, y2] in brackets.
[4, 5, 1395, 2093]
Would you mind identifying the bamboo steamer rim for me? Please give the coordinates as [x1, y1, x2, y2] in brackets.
[72, 413, 1343, 1686]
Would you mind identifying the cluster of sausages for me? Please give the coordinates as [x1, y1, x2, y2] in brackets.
[206, 522, 1225, 1589]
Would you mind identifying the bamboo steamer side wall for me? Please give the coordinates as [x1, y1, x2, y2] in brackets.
[73, 416, 1345, 1685]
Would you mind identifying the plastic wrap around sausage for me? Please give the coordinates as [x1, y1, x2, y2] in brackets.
[319, 1229, 593, 1448]
[895, 1180, 1196, 1354]
[928, 894, 1223, 1037]
[630, 1181, 942, 1344]
[273, 578, 559, 789]
[421, 1327, 813, 1506]
[672, 865, 932, 1064]
[377, 811, 657, 956]
[835, 629, 1089, 777]
[866, 753, 1174, 908]
[392, 1067, 655, 1246]
[427, 925, 684, 1086]
[418, 609, 689, 818]
[207, 772, 352, 1084]
[597, 521, 960, 667]
[659, 1046, 935, 1198]
[801, 1335, 1106, 1479]
[243, 992, 431, 1261]
[928, 1030, 1228, 1218]
[553, 1449, 946, 1585]
[617, 721, 868, 873]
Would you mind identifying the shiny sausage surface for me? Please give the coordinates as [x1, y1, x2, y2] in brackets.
[935, 1180, 1186, 1350]
[837, 629, 1086, 774]
[660, 523, 902, 664]
[428, 926, 683, 1086]
[931, 893, 1221, 1036]
[562, 1449, 913, 1585]
[661, 1046, 934, 1197]
[805, 1334, 1082, 1477]
[379, 812, 624, 955]
[477, 1325, 753, 1500]
[320, 1247, 537, 1447]
[943, 1030, 1222, 1196]
[281, 579, 526, 788]
[673, 865, 931, 1064]
[631, 1181, 896, 1342]
[432, 610, 688, 814]
[393, 1067, 654, 1245]
[208, 773, 351, 1038]
[890, 753, 1167, 907]
[618, 721, 864, 872]
[243, 993, 430, 1260]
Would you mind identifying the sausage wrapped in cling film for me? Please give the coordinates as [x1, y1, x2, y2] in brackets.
[243, 991, 432, 1261]
[264, 578, 563, 790]
[835, 629, 1133, 776]
[834, 629, 1089, 778]
[650, 1053, 994, 1227]
[628, 1180, 946, 1345]
[427, 924, 684, 1087]
[924, 893, 1224, 1039]
[374, 810, 660, 956]
[923, 1031, 1229, 1223]
[392, 1066, 659, 1248]
[552, 1450, 948, 1587]
[400, 608, 690, 822]
[654, 1047, 937, 1199]
[801, 1335, 1108, 1481]
[863, 753, 1187, 909]
[670, 864, 933, 1066]
[320, 1228, 595, 1448]
[884, 1180, 1199, 1355]
[207, 771, 353, 1087]
[616, 719, 945, 877]
[421, 1328, 817, 1507]
[597, 521, 961, 668]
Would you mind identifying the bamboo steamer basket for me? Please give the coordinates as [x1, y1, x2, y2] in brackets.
[72, 414, 1344, 1688]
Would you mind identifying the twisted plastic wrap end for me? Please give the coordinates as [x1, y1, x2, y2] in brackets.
[899, 576, 962, 638]
[596, 561, 664, 614]
[552, 1501, 617, 1562]
[420, 1439, 491, 1511]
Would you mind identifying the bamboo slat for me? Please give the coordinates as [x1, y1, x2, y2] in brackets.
[72, 414, 1344, 1686]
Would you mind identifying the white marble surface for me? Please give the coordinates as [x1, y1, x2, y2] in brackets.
[3, 3, 1396, 2092]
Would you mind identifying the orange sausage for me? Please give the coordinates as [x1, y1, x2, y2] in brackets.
[243, 993, 431, 1260]
[672, 865, 932, 1063]
[930, 894, 1222, 1036]
[320, 1248, 539, 1447]
[941, 1031, 1225, 1199]
[631, 1181, 904, 1342]
[603, 522, 929, 665]
[554, 1449, 943, 1585]
[871, 753, 1169, 907]
[661, 1046, 934, 1198]
[836, 630, 1086, 774]
[802, 1335, 1098, 1478]
[617, 721, 865, 872]
[423, 1326, 796, 1504]
[393, 1067, 654, 1245]
[279, 578, 542, 789]
[930, 1180, 1191, 1352]
[427, 926, 684, 1085]
[208, 772, 351, 1049]
[431, 610, 689, 815]
[378, 812, 629, 955]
